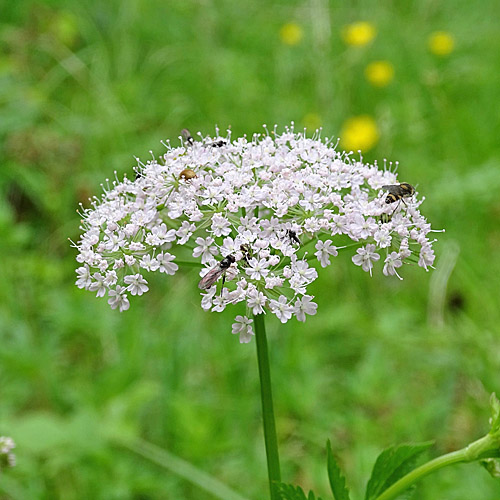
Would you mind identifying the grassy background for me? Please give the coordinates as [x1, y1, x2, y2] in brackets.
[1, 0, 500, 498]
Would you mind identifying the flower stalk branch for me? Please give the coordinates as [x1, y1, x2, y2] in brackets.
[375, 433, 500, 500]
[253, 313, 281, 499]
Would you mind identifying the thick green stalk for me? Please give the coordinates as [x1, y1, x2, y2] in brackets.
[375, 434, 496, 500]
[253, 313, 281, 499]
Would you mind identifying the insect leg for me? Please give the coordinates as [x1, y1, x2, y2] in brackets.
[390, 199, 401, 217]
[220, 272, 226, 296]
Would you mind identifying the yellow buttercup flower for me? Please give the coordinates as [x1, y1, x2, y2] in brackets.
[340, 116, 379, 152]
[280, 22, 304, 46]
[342, 22, 376, 47]
[365, 60, 395, 87]
[302, 113, 322, 130]
[428, 31, 455, 56]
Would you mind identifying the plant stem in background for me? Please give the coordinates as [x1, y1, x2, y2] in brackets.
[253, 313, 281, 500]
[121, 438, 250, 500]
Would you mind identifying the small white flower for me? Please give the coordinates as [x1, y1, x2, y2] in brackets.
[247, 289, 267, 315]
[0, 436, 16, 469]
[293, 295, 318, 322]
[352, 244, 380, 276]
[107, 286, 130, 312]
[193, 237, 218, 264]
[351, 215, 378, 239]
[75, 265, 92, 289]
[157, 252, 178, 275]
[269, 295, 294, 323]
[124, 255, 137, 267]
[291, 258, 318, 283]
[419, 245, 435, 270]
[140, 254, 159, 271]
[104, 270, 118, 287]
[211, 213, 232, 237]
[124, 274, 149, 296]
[314, 240, 338, 268]
[231, 315, 254, 343]
[89, 273, 107, 297]
[245, 258, 270, 280]
[374, 228, 392, 248]
[176, 221, 196, 245]
[383, 252, 403, 279]
[201, 288, 217, 311]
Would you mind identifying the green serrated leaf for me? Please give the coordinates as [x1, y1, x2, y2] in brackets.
[277, 483, 322, 500]
[365, 441, 433, 500]
[326, 440, 351, 500]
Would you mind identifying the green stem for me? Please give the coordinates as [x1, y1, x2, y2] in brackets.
[375, 434, 496, 500]
[253, 313, 281, 499]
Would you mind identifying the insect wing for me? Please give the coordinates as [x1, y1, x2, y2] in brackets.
[399, 183, 415, 197]
[181, 129, 194, 145]
[381, 184, 399, 194]
[198, 264, 224, 290]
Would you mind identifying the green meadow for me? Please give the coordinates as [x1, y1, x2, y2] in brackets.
[1, 1, 500, 498]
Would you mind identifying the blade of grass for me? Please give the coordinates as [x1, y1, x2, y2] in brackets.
[120, 437, 250, 500]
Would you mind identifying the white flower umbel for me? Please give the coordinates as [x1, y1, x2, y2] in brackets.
[74, 125, 438, 341]
[0, 436, 16, 470]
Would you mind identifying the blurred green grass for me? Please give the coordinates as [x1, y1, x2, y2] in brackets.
[1, 0, 500, 499]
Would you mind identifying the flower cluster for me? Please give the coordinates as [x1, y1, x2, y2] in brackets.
[0, 436, 16, 471]
[74, 125, 437, 342]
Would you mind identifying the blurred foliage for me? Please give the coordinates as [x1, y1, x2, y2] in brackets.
[1, 0, 500, 499]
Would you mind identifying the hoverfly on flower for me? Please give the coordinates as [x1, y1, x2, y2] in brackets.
[198, 254, 236, 290]
[381, 182, 415, 204]
[181, 128, 194, 146]
[381, 182, 416, 217]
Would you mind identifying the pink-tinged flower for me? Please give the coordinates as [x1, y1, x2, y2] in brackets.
[211, 213, 232, 237]
[293, 295, 318, 322]
[74, 125, 437, 341]
[383, 252, 403, 279]
[124, 274, 149, 296]
[75, 265, 92, 289]
[176, 221, 196, 245]
[157, 252, 178, 275]
[231, 315, 254, 343]
[315, 240, 338, 268]
[192, 236, 218, 264]
[107, 286, 130, 312]
[269, 296, 294, 323]
[419, 245, 435, 270]
[89, 273, 106, 297]
[352, 244, 380, 275]
[247, 289, 267, 315]
[246, 258, 270, 280]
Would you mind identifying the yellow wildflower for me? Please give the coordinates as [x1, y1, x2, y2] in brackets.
[280, 23, 304, 46]
[340, 116, 379, 152]
[428, 31, 455, 56]
[365, 60, 395, 87]
[342, 22, 376, 47]
[302, 113, 322, 130]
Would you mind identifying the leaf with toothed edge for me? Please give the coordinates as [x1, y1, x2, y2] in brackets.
[365, 441, 434, 500]
[276, 482, 323, 500]
[326, 440, 351, 500]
